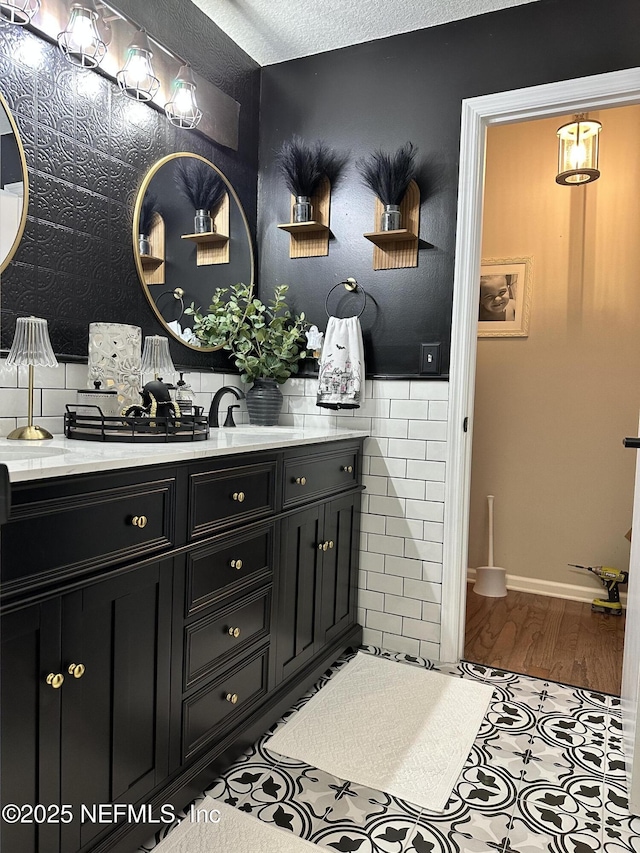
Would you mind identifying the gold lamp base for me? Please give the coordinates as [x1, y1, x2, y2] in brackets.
[7, 425, 54, 441]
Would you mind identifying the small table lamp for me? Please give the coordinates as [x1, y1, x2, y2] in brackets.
[6, 316, 59, 440]
[141, 335, 176, 382]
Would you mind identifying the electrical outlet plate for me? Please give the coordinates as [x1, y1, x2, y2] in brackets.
[420, 343, 441, 375]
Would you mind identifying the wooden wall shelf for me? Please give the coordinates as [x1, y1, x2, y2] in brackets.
[140, 213, 165, 285]
[367, 180, 420, 270]
[278, 177, 331, 258]
[181, 194, 230, 266]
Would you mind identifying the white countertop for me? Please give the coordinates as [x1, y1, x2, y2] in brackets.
[0, 427, 369, 484]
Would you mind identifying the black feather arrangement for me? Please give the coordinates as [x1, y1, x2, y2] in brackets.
[275, 136, 347, 197]
[174, 159, 226, 211]
[356, 142, 418, 206]
[139, 191, 159, 236]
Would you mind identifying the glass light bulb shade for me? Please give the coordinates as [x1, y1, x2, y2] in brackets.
[141, 335, 176, 380]
[0, 0, 40, 25]
[116, 31, 160, 102]
[6, 316, 58, 367]
[57, 3, 107, 69]
[556, 118, 602, 186]
[164, 64, 202, 129]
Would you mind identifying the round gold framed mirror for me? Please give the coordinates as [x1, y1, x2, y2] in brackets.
[133, 152, 255, 352]
[0, 90, 29, 275]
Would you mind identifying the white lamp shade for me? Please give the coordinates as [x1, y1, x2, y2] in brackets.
[6, 316, 58, 367]
[141, 335, 176, 380]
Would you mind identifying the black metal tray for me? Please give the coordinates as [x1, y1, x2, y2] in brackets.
[64, 405, 209, 443]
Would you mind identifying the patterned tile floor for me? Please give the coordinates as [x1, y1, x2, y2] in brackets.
[140, 647, 637, 853]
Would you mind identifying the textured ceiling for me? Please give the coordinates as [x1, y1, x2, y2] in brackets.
[190, 0, 542, 66]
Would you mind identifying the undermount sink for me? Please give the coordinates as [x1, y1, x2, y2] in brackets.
[0, 445, 69, 462]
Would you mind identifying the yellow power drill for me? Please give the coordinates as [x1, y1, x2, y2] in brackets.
[568, 565, 629, 615]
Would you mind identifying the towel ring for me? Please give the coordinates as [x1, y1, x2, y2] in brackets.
[156, 287, 185, 322]
[325, 278, 367, 319]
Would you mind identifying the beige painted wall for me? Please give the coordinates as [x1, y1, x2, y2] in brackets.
[469, 106, 640, 591]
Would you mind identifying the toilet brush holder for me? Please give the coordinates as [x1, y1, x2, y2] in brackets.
[473, 494, 507, 598]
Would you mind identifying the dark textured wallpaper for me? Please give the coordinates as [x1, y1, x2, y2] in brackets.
[258, 0, 640, 377]
[0, 2, 259, 369]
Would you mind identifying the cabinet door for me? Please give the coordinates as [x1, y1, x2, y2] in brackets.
[59, 560, 173, 851]
[320, 493, 360, 645]
[0, 600, 62, 853]
[275, 505, 322, 683]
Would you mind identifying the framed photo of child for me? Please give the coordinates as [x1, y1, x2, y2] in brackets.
[478, 256, 533, 338]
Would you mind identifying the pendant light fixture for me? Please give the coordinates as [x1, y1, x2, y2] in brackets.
[57, 0, 107, 69]
[164, 64, 203, 129]
[556, 114, 602, 185]
[0, 0, 40, 25]
[116, 29, 160, 102]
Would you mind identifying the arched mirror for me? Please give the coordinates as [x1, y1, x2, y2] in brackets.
[133, 152, 254, 351]
[0, 90, 29, 274]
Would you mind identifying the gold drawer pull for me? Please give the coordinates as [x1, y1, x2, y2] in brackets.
[317, 543, 323, 551]
[225, 692, 239, 704]
[68, 663, 86, 679]
[131, 515, 148, 528]
[322, 541, 329, 552]
[294, 477, 307, 485]
[328, 540, 334, 549]
[46, 672, 64, 689]
[228, 627, 241, 638]
[232, 492, 245, 503]
[341, 465, 353, 473]
[230, 558, 243, 570]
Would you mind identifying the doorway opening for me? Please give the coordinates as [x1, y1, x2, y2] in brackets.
[461, 106, 639, 695]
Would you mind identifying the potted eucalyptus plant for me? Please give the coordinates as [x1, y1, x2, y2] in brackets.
[174, 158, 225, 234]
[185, 283, 308, 425]
[356, 141, 417, 231]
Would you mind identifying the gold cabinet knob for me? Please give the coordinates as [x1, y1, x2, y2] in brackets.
[230, 558, 243, 570]
[317, 543, 323, 551]
[322, 541, 329, 551]
[46, 673, 64, 689]
[294, 476, 307, 486]
[68, 663, 86, 679]
[130, 515, 148, 528]
[228, 627, 241, 638]
[341, 465, 353, 473]
[328, 540, 334, 549]
[232, 492, 245, 503]
[225, 692, 239, 704]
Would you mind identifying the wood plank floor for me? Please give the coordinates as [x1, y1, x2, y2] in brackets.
[464, 584, 626, 695]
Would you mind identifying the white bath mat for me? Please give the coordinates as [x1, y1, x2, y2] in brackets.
[155, 797, 320, 852]
[267, 652, 494, 812]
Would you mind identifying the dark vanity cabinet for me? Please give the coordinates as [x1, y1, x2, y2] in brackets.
[0, 438, 363, 853]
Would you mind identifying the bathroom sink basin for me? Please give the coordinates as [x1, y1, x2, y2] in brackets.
[0, 446, 69, 462]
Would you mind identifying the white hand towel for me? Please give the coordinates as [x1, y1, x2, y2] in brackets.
[316, 316, 365, 409]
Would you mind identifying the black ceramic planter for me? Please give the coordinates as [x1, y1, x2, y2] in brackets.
[245, 378, 283, 426]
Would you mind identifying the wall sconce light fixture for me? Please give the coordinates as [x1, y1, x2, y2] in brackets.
[0, 0, 40, 25]
[556, 114, 602, 185]
[165, 63, 202, 129]
[6, 316, 59, 440]
[57, 0, 107, 69]
[116, 29, 160, 102]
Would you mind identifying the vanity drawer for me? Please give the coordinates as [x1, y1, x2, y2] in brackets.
[186, 525, 273, 614]
[188, 459, 278, 539]
[1, 475, 175, 588]
[283, 444, 359, 507]
[184, 587, 271, 688]
[182, 647, 269, 761]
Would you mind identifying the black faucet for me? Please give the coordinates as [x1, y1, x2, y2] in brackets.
[209, 385, 245, 428]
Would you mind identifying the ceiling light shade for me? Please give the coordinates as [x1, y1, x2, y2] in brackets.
[57, 1, 107, 69]
[0, 0, 40, 25]
[556, 116, 602, 186]
[116, 29, 160, 102]
[164, 64, 202, 129]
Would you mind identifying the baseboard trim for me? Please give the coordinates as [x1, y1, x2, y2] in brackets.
[466, 568, 627, 605]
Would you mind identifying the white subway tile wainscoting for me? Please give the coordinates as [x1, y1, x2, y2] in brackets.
[0, 364, 447, 659]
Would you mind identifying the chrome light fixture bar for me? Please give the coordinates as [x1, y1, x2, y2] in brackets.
[116, 28, 160, 102]
[0, 0, 40, 25]
[57, 0, 107, 68]
[556, 114, 602, 185]
[164, 63, 202, 129]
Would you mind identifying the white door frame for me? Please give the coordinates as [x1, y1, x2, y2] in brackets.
[441, 67, 640, 664]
